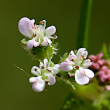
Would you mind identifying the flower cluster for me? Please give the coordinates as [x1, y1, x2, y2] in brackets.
[29, 58, 60, 92]
[18, 17, 95, 92]
[18, 17, 57, 49]
[89, 52, 110, 90]
[88, 53, 109, 71]
[60, 48, 94, 85]
[97, 66, 110, 84]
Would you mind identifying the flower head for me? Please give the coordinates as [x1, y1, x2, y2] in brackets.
[29, 58, 60, 92]
[88, 53, 104, 70]
[18, 17, 57, 49]
[97, 66, 110, 85]
[60, 48, 94, 85]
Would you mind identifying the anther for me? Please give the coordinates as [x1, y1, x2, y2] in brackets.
[47, 67, 52, 72]
[39, 21, 45, 25]
[71, 59, 74, 62]
[75, 66, 79, 69]
[41, 64, 45, 69]
[34, 68, 37, 71]
[53, 33, 56, 37]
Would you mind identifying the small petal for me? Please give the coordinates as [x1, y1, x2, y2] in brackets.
[46, 26, 56, 36]
[82, 59, 92, 68]
[42, 37, 52, 46]
[97, 60, 104, 66]
[29, 77, 37, 83]
[60, 62, 73, 72]
[97, 53, 103, 60]
[48, 74, 56, 85]
[83, 69, 94, 78]
[42, 41, 48, 46]
[18, 17, 34, 38]
[77, 48, 88, 59]
[91, 62, 100, 70]
[75, 69, 89, 85]
[52, 64, 60, 74]
[34, 41, 40, 47]
[31, 66, 41, 76]
[44, 59, 48, 69]
[27, 39, 34, 49]
[88, 55, 96, 62]
[68, 51, 77, 61]
[32, 76, 45, 92]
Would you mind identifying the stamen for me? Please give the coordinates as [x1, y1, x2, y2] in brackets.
[41, 64, 45, 69]
[34, 68, 37, 71]
[75, 66, 79, 69]
[34, 25, 38, 29]
[81, 55, 85, 60]
[39, 21, 45, 25]
[53, 33, 56, 38]
[47, 67, 52, 72]
[71, 59, 74, 62]
[39, 20, 46, 28]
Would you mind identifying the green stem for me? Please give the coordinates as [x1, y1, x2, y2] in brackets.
[60, 0, 92, 109]
[76, 0, 92, 49]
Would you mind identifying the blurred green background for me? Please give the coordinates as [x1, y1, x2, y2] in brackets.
[0, 0, 110, 110]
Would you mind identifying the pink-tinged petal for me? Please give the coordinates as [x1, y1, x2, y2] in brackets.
[68, 55, 77, 61]
[48, 75, 56, 85]
[32, 81, 45, 92]
[76, 48, 88, 59]
[68, 72, 74, 77]
[88, 55, 96, 62]
[46, 26, 56, 36]
[75, 69, 89, 85]
[42, 37, 48, 46]
[60, 62, 73, 72]
[34, 38, 40, 47]
[97, 53, 103, 60]
[101, 75, 108, 82]
[83, 59, 92, 69]
[30, 19, 35, 29]
[97, 60, 104, 65]
[27, 39, 34, 49]
[42, 37, 52, 46]
[32, 76, 45, 92]
[29, 77, 37, 83]
[91, 62, 100, 70]
[83, 69, 94, 78]
[100, 66, 107, 71]
[42, 41, 48, 46]
[18, 17, 34, 38]
[33, 41, 40, 47]
[47, 38, 52, 44]
[98, 71, 105, 77]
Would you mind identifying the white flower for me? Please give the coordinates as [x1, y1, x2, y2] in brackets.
[75, 67, 94, 85]
[29, 58, 60, 92]
[59, 48, 94, 85]
[18, 17, 57, 49]
[60, 48, 90, 71]
[29, 76, 45, 92]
